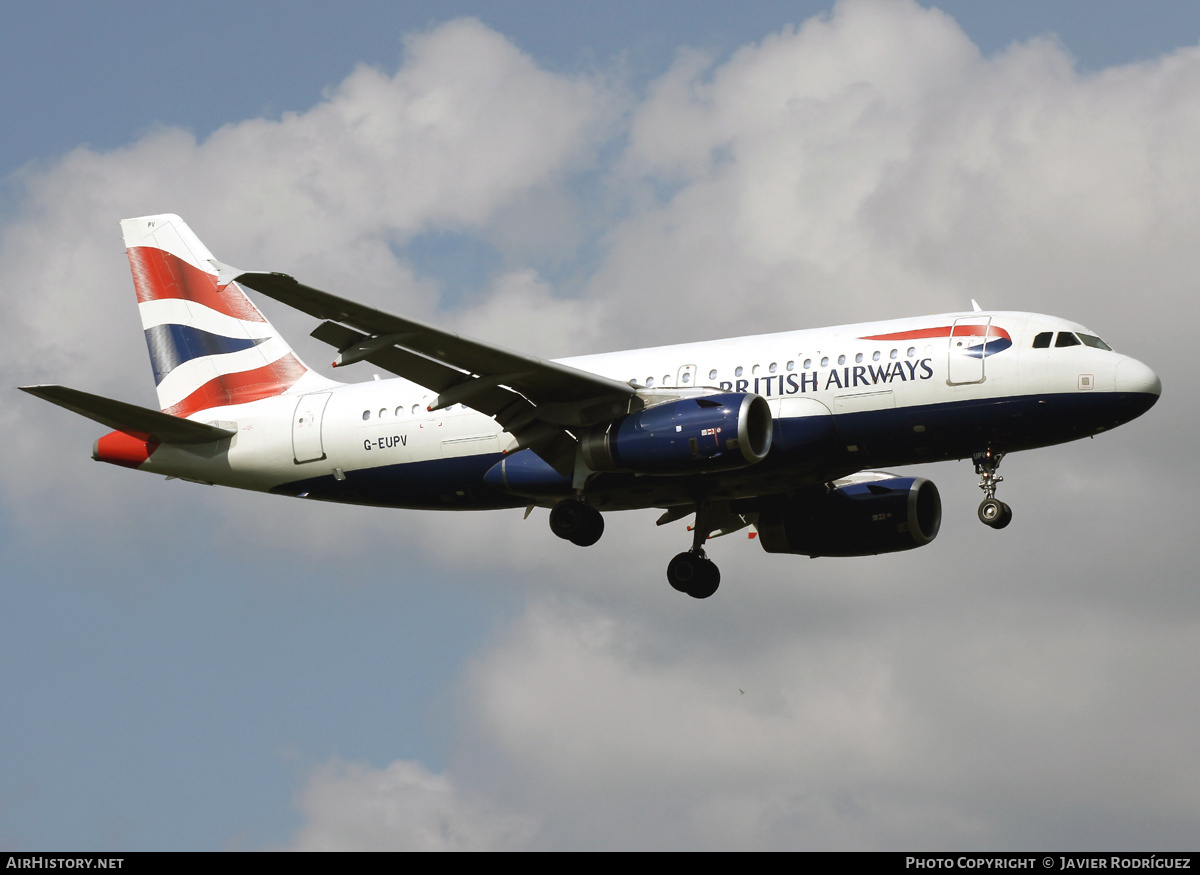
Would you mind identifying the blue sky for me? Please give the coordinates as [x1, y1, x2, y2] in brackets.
[2, 0, 1198, 850]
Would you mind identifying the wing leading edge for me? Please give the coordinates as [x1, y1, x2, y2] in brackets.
[228, 268, 637, 474]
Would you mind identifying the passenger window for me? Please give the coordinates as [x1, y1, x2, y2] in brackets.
[769, 362, 778, 373]
[786, 361, 794, 371]
[837, 355, 846, 365]
[1032, 332, 1052, 348]
[803, 359, 812, 369]
[855, 353, 863, 363]
[1056, 332, 1081, 348]
[708, 369, 718, 380]
[735, 366, 744, 377]
[872, 351, 881, 362]
[362, 410, 371, 421]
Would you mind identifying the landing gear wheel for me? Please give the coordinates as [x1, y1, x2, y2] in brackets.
[978, 497, 1012, 529]
[666, 552, 698, 593]
[973, 448, 1012, 530]
[689, 561, 720, 600]
[667, 551, 721, 599]
[570, 511, 604, 546]
[549, 500, 605, 546]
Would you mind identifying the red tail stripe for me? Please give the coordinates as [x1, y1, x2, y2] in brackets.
[861, 325, 1011, 342]
[162, 353, 308, 418]
[126, 246, 267, 323]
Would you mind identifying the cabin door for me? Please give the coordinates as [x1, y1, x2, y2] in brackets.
[947, 317, 990, 385]
[292, 393, 332, 463]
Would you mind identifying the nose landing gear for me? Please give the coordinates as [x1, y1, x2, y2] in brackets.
[973, 449, 1012, 529]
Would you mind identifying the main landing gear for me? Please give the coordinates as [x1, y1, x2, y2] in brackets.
[549, 499, 605, 546]
[666, 504, 721, 600]
[973, 448, 1012, 529]
[667, 550, 720, 600]
[550, 498, 721, 599]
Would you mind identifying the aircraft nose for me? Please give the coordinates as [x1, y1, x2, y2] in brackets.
[1115, 357, 1162, 399]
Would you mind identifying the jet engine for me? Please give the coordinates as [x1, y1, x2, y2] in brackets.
[579, 393, 773, 475]
[756, 476, 941, 557]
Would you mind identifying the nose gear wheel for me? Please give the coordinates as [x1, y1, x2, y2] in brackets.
[978, 496, 1012, 529]
[973, 449, 1012, 529]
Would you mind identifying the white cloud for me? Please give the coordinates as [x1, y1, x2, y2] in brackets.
[0, 16, 614, 536]
[288, 758, 538, 851]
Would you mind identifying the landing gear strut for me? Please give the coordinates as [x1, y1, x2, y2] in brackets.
[549, 499, 605, 546]
[973, 449, 1012, 529]
[666, 504, 721, 599]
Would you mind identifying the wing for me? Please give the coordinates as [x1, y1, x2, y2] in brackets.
[227, 268, 636, 474]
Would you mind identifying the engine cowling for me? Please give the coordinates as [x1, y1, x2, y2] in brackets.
[483, 449, 572, 498]
[580, 393, 773, 475]
[756, 476, 941, 557]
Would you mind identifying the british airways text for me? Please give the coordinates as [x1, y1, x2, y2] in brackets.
[718, 358, 935, 395]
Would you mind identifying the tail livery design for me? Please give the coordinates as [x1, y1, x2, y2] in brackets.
[122, 215, 311, 417]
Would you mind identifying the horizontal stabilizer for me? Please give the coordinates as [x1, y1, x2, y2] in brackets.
[19, 385, 237, 444]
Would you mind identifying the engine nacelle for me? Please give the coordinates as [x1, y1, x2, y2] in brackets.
[580, 393, 773, 475]
[483, 449, 572, 498]
[757, 476, 941, 557]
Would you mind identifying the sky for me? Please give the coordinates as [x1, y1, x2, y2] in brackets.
[1, 0, 1197, 851]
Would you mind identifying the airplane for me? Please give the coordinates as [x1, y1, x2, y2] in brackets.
[20, 214, 1161, 599]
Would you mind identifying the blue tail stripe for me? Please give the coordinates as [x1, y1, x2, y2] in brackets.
[964, 337, 1013, 359]
[144, 323, 268, 385]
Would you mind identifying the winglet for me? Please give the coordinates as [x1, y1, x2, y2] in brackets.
[207, 258, 246, 289]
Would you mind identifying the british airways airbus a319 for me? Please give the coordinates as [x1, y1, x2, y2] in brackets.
[21, 215, 1161, 599]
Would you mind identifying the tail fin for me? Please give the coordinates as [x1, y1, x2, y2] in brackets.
[121, 214, 317, 417]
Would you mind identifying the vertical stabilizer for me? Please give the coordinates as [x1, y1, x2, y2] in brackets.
[121, 214, 319, 417]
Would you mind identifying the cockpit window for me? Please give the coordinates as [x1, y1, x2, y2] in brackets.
[1032, 332, 1052, 349]
[1077, 333, 1112, 351]
[1055, 332, 1081, 348]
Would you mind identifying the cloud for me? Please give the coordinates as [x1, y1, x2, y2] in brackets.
[0, 16, 614, 541]
[287, 758, 538, 851]
[289, 574, 1200, 849]
[594, 0, 1200, 351]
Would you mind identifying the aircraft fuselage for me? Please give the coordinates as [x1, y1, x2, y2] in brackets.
[126, 310, 1159, 512]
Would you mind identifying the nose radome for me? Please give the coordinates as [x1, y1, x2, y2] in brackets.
[1115, 358, 1162, 397]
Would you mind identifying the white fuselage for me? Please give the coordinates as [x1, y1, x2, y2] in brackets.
[130, 310, 1160, 511]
